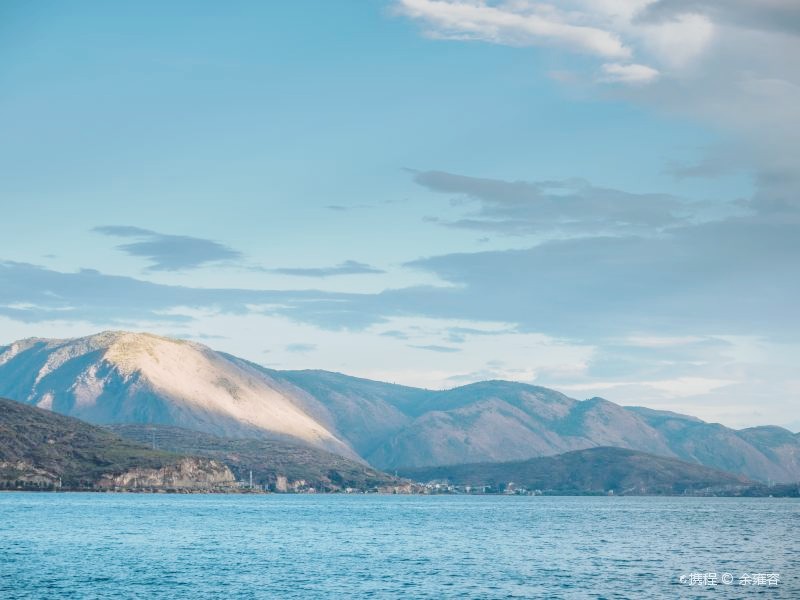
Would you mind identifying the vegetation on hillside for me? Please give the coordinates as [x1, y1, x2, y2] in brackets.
[0, 397, 184, 489]
[110, 424, 402, 491]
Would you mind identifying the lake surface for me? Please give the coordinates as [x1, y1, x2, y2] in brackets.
[1, 494, 797, 599]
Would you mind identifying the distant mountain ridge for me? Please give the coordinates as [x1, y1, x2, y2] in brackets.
[398, 447, 751, 495]
[1, 331, 799, 483]
[270, 369, 800, 482]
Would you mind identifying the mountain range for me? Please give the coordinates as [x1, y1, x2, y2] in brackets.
[398, 447, 751, 495]
[1, 331, 798, 483]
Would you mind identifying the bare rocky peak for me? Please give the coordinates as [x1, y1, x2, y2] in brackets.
[0, 331, 355, 459]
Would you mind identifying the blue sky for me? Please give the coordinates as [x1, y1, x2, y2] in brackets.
[1, 1, 798, 429]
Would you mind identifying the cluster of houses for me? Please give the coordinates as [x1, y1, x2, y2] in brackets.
[413, 481, 544, 495]
[233, 471, 552, 495]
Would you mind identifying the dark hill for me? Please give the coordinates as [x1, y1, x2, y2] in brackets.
[398, 447, 751, 495]
[0, 397, 234, 490]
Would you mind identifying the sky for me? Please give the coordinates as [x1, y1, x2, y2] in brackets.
[1, 0, 799, 430]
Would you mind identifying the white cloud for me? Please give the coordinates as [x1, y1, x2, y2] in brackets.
[2, 302, 75, 313]
[557, 376, 735, 398]
[621, 335, 709, 348]
[394, 1, 744, 89]
[636, 13, 714, 70]
[396, 0, 631, 58]
[396, 0, 800, 177]
[395, 0, 720, 84]
[601, 62, 659, 83]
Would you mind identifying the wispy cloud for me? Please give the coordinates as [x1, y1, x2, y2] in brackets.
[396, 0, 800, 200]
[402, 216, 800, 340]
[409, 344, 461, 353]
[93, 226, 241, 271]
[285, 343, 317, 353]
[601, 62, 659, 84]
[393, 0, 685, 85]
[413, 170, 702, 235]
[270, 260, 384, 278]
[10, 174, 800, 342]
[380, 329, 411, 340]
[0, 260, 369, 328]
[395, 0, 631, 59]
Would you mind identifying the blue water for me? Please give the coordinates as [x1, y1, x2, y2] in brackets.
[0, 494, 797, 599]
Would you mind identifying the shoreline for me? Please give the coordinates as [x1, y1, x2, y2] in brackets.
[2, 488, 797, 497]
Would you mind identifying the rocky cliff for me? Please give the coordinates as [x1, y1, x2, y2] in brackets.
[96, 457, 236, 490]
